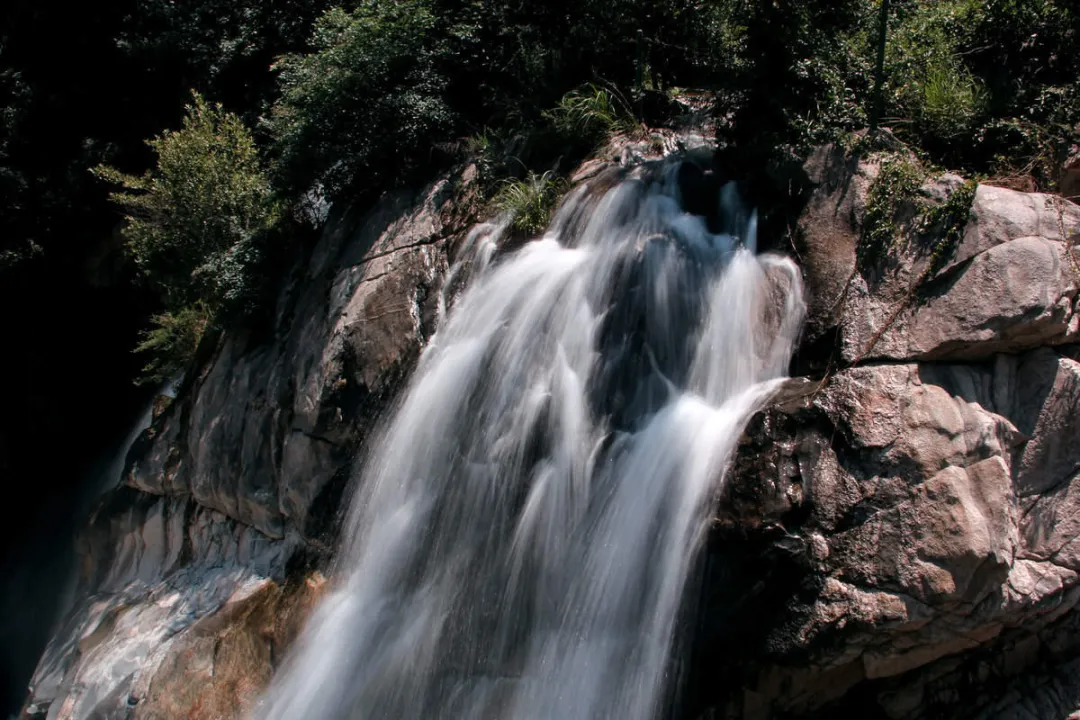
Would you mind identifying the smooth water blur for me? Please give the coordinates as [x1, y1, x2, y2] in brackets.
[260, 160, 805, 720]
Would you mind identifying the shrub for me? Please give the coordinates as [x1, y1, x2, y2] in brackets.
[883, 1, 984, 142]
[917, 63, 985, 140]
[788, 42, 872, 150]
[963, 0, 1079, 120]
[977, 116, 1076, 193]
[132, 304, 211, 385]
[95, 92, 276, 381]
[544, 85, 637, 144]
[268, 1, 453, 200]
[722, 0, 868, 162]
[94, 92, 276, 311]
[876, 0, 1078, 174]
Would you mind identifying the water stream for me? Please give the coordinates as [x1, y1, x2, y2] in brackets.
[260, 158, 805, 719]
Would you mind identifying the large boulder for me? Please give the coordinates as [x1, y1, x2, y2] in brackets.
[795, 145, 1080, 367]
[698, 345, 1080, 719]
[689, 146, 1080, 719]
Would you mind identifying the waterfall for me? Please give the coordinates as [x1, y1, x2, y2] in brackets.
[260, 158, 805, 720]
[98, 378, 179, 498]
[49, 378, 181, 640]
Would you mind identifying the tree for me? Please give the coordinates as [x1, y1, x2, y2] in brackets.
[269, 1, 453, 200]
[96, 92, 276, 310]
[95, 92, 276, 380]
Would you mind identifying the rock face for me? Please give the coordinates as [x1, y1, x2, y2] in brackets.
[22, 167, 486, 720]
[22, 137, 1080, 720]
[688, 146, 1080, 720]
[797, 147, 1080, 367]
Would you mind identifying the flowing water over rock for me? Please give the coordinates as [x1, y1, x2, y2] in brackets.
[260, 160, 805, 720]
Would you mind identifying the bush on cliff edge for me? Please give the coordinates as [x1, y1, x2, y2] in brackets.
[94, 92, 278, 382]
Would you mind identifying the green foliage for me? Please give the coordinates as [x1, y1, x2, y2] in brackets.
[883, 1, 985, 142]
[265, 0, 783, 200]
[95, 93, 276, 311]
[493, 171, 565, 236]
[0, 0, 329, 283]
[875, 0, 1079, 176]
[5, 0, 1080, 392]
[964, 0, 1078, 119]
[788, 37, 872, 150]
[859, 155, 924, 271]
[133, 304, 211, 385]
[544, 85, 637, 144]
[859, 153, 979, 283]
[115, 0, 335, 117]
[269, 1, 453, 199]
[465, 130, 493, 158]
[722, 0, 870, 161]
[917, 64, 984, 140]
[94, 93, 276, 382]
[920, 179, 978, 276]
[977, 114, 1078, 193]
[0, 240, 42, 273]
[251, 0, 1076, 272]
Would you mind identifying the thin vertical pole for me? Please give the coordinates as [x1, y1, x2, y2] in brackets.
[870, 0, 890, 133]
[636, 28, 645, 91]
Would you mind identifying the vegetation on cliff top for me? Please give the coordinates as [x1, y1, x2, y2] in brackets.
[2, 0, 1079, 383]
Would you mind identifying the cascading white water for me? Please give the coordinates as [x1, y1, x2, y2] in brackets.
[260, 158, 805, 720]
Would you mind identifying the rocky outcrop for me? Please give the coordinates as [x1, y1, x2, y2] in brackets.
[125, 176, 477, 543]
[797, 147, 1080, 367]
[691, 146, 1080, 719]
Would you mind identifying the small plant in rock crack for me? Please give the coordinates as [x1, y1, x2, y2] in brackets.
[544, 85, 638, 145]
[919, 178, 978, 278]
[858, 155, 924, 272]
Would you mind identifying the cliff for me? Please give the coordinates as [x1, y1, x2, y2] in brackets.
[23, 137, 1080, 719]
